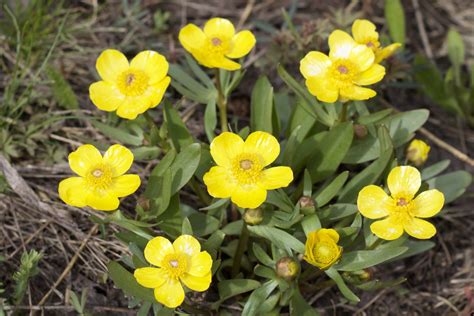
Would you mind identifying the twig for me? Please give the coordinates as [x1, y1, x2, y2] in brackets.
[36, 223, 99, 307]
[7, 221, 50, 260]
[237, 0, 255, 30]
[355, 289, 389, 314]
[411, 0, 433, 60]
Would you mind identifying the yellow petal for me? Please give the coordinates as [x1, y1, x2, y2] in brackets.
[68, 144, 103, 177]
[300, 51, 331, 79]
[370, 217, 404, 240]
[348, 44, 375, 72]
[203, 166, 235, 198]
[319, 228, 340, 243]
[154, 278, 185, 308]
[209, 55, 241, 70]
[173, 235, 201, 257]
[375, 43, 401, 63]
[339, 85, 376, 101]
[411, 189, 444, 218]
[259, 166, 293, 190]
[85, 190, 120, 211]
[144, 236, 174, 267]
[403, 218, 436, 239]
[231, 184, 267, 209]
[103, 144, 134, 176]
[329, 30, 356, 59]
[357, 185, 392, 219]
[116, 95, 151, 120]
[89, 81, 125, 112]
[226, 30, 256, 59]
[204, 18, 235, 39]
[352, 19, 379, 44]
[188, 251, 213, 277]
[134, 267, 167, 288]
[387, 166, 421, 200]
[110, 174, 141, 197]
[305, 77, 339, 103]
[354, 64, 385, 85]
[179, 24, 206, 53]
[96, 49, 129, 82]
[180, 271, 212, 292]
[148, 77, 171, 108]
[244, 131, 280, 166]
[210, 132, 244, 167]
[58, 177, 88, 207]
[130, 50, 169, 84]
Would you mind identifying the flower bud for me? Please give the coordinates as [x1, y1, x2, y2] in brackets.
[275, 257, 299, 281]
[406, 139, 430, 166]
[353, 124, 368, 139]
[299, 196, 316, 213]
[242, 208, 264, 225]
[304, 229, 342, 270]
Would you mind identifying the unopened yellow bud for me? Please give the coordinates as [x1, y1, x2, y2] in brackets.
[242, 208, 264, 225]
[407, 139, 430, 166]
[275, 257, 299, 281]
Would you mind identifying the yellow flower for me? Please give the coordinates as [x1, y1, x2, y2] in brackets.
[134, 235, 212, 308]
[406, 139, 430, 166]
[300, 30, 385, 103]
[352, 19, 401, 63]
[58, 144, 140, 211]
[89, 49, 170, 120]
[357, 166, 445, 240]
[203, 131, 293, 209]
[304, 229, 342, 270]
[179, 17, 256, 71]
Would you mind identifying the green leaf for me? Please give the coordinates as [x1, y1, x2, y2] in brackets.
[218, 279, 261, 302]
[290, 288, 319, 316]
[91, 121, 143, 146]
[184, 53, 214, 89]
[325, 268, 359, 302]
[357, 109, 393, 125]
[181, 217, 193, 235]
[386, 240, 435, 262]
[132, 146, 161, 160]
[170, 143, 201, 194]
[46, 66, 78, 109]
[242, 280, 278, 316]
[301, 214, 321, 236]
[187, 212, 220, 237]
[447, 28, 465, 83]
[107, 261, 154, 302]
[203, 230, 226, 252]
[150, 150, 176, 176]
[426, 170, 472, 203]
[204, 99, 217, 142]
[319, 204, 358, 222]
[421, 160, 450, 180]
[385, 0, 405, 46]
[252, 243, 275, 267]
[250, 76, 274, 133]
[314, 171, 349, 207]
[169, 64, 214, 103]
[334, 247, 408, 271]
[277, 65, 332, 127]
[307, 122, 353, 183]
[247, 225, 305, 254]
[163, 100, 193, 151]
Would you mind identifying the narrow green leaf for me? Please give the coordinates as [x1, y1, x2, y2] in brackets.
[334, 247, 408, 271]
[301, 214, 321, 236]
[426, 170, 472, 203]
[218, 279, 261, 301]
[252, 243, 275, 267]
[385, 0, 405, 46]
[170, 143, 201, 194]
[290, 288, 319, 316]
[250, 76, 274, 133]
[204, 99, 217, 142]
[314, 171, 349, 207]
[247, 225, 305, 254]
[421, 159, 450, 180]
[325, 268, 360, 302]
[163, 100, 193, 151]
[242, 280, 278, 316]
[46, 66, 78, 109]
[91, 121, 143, 146]
[107, 261, 154, 302]
[447, 28, 465, 83]
[181, 217, 193, 235]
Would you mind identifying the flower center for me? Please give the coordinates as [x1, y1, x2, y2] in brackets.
[397, 198, 409, 206]
[163, 253, 188, 279]
[207, 36, 230, 55]
[231, 153, 264, 185]
[211, 37, 222, 46]
[117, 69, 149, 96]
[313, 242, 339, 265]
[85, 164, 113, 190]
[329, 60, 357, 87]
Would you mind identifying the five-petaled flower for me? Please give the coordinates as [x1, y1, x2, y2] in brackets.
[134, 235, 212, 308]
[300, 30, 385, 103]
[203, 131, 293, 209]
[406, 139, 430, 166]
[357, 166, 445, 240]
[89, 49, 170, 120]
[58, 144, 141, 211]
[179, 17, 256, 71]
[304, 229, 342, 270]
[352, 19, 401, 64]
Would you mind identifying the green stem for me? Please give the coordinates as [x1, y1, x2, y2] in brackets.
[339, 102, 349, 122]
[188, 178, 212, 205]
[215, 69, 229, 132]
[368, 237, 383, 250]
[231, 223, 249, 277]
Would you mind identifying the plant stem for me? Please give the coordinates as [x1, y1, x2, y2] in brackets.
[215, 69, 229, 132]
[231, 223, 249, 277]
[188, 178, 212, 205]
[368, 237, 383, 250]
[339, 101, 349, 122]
